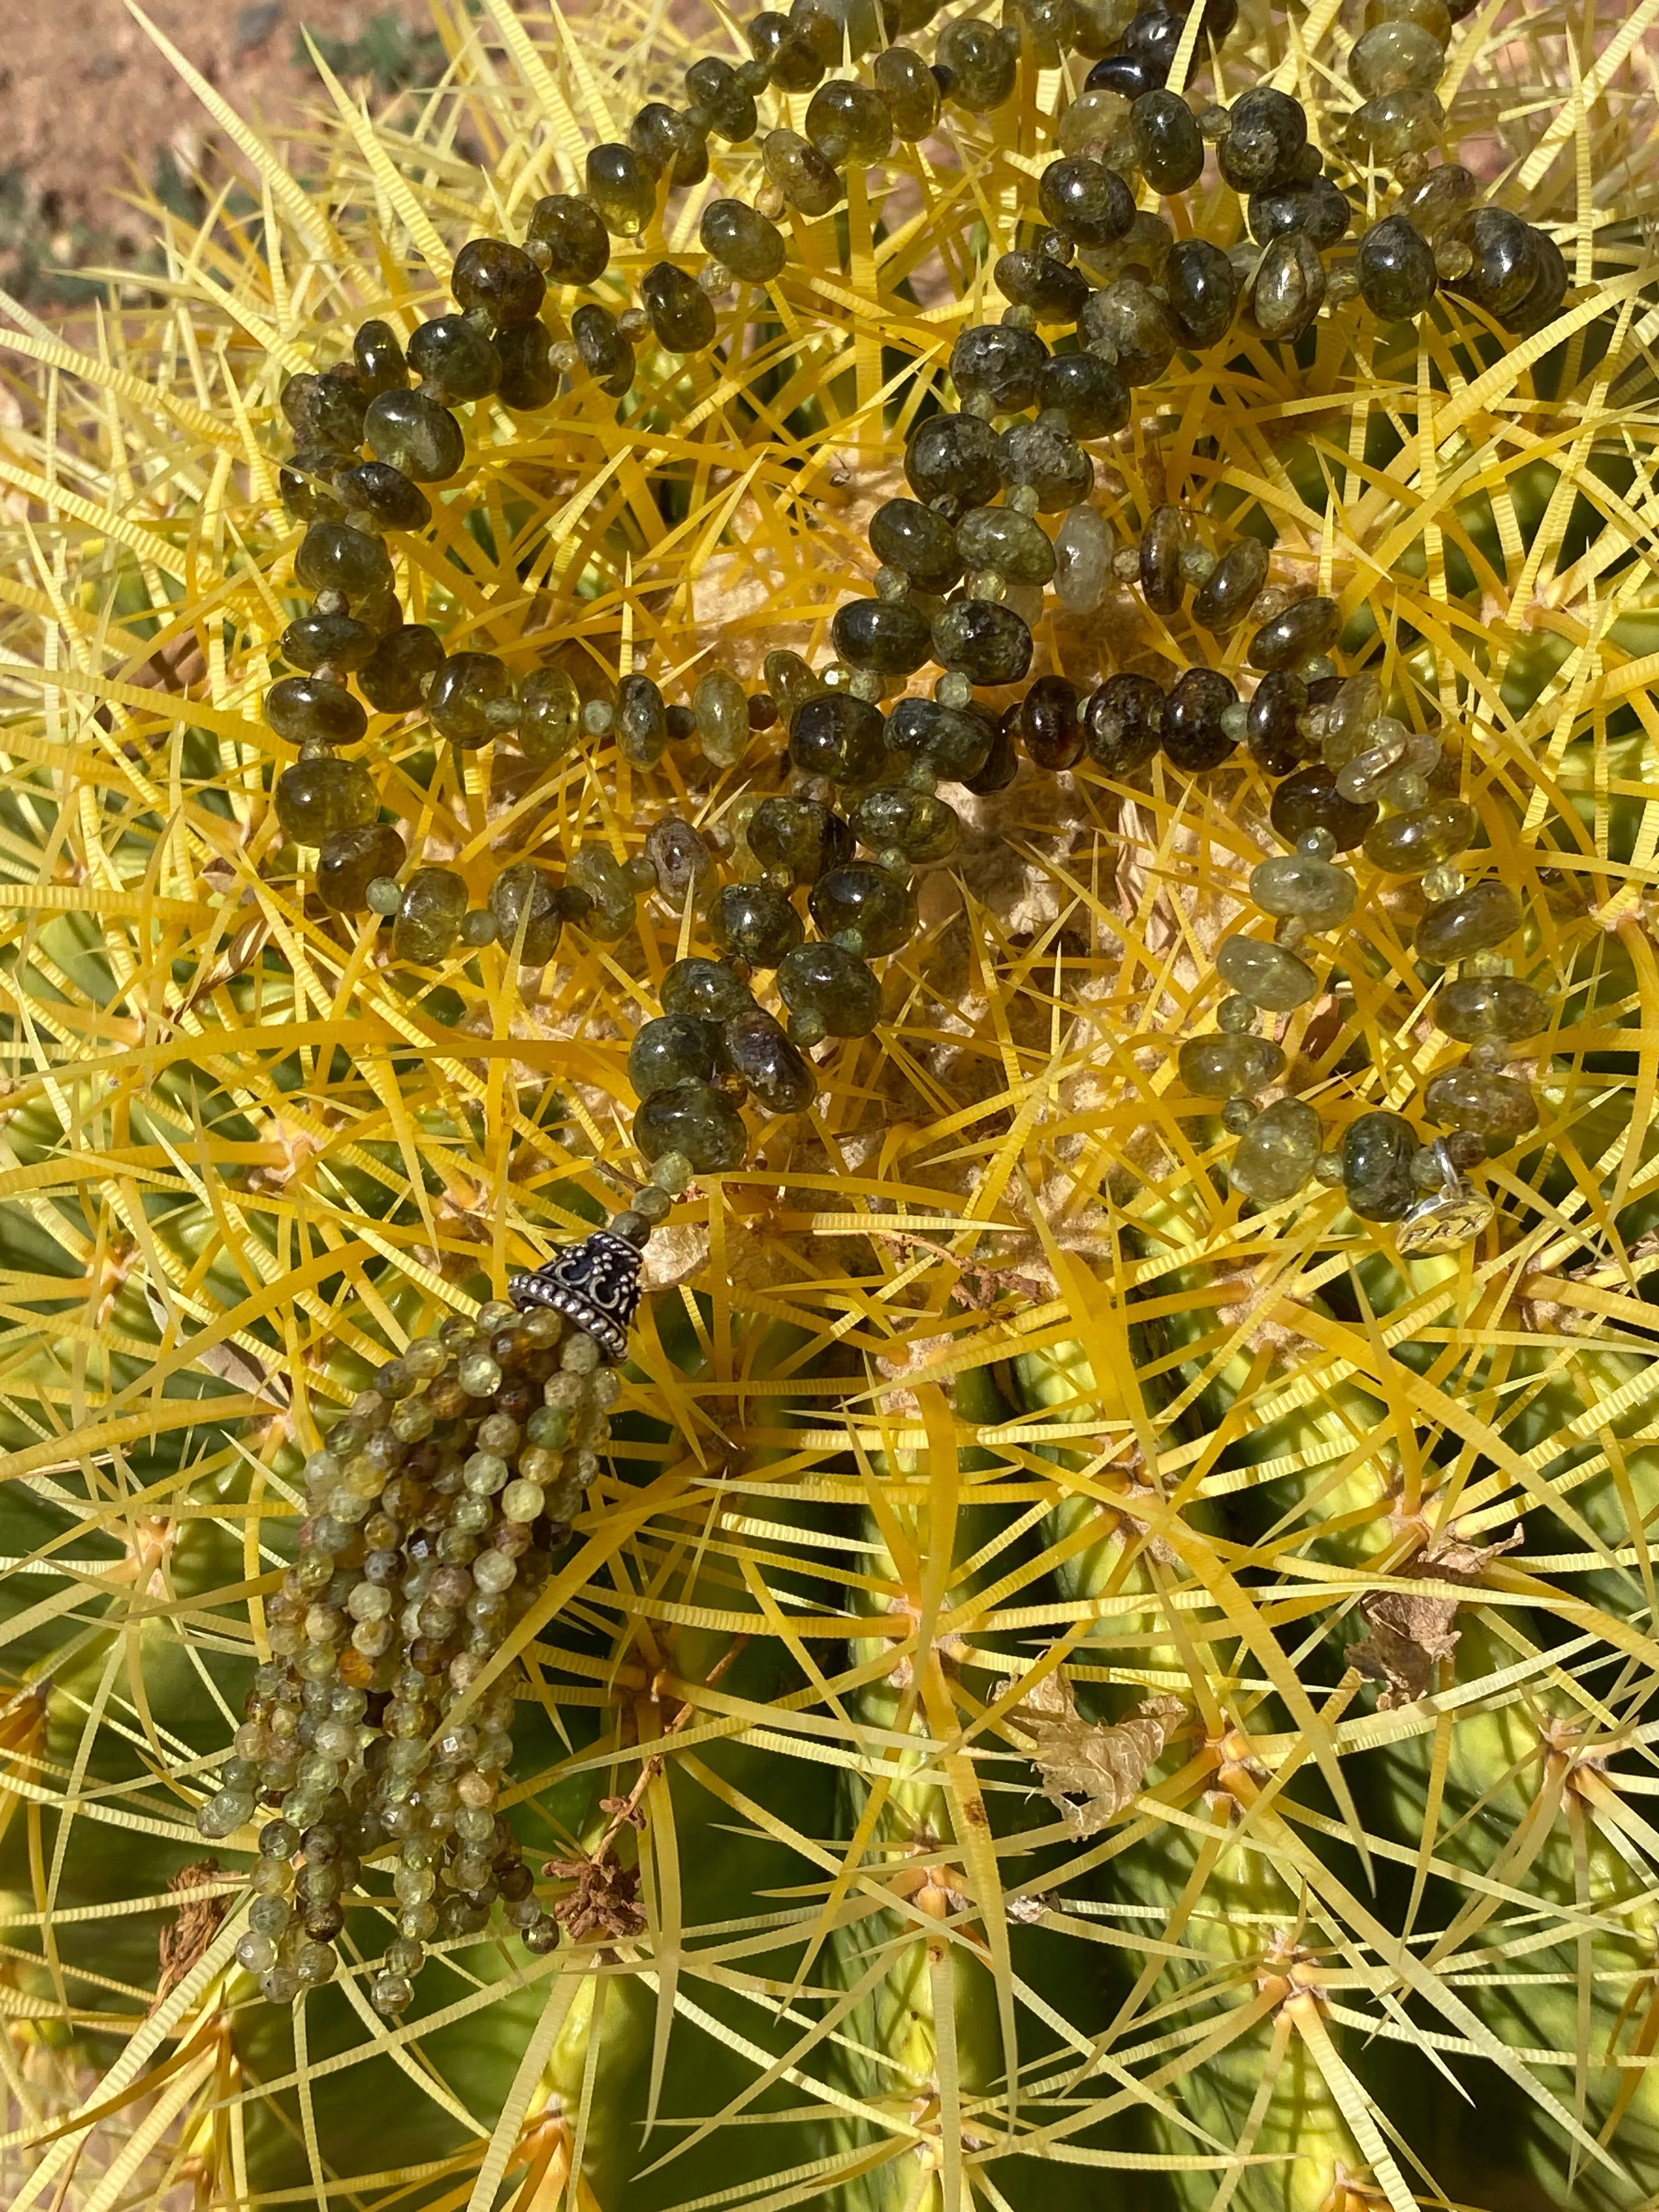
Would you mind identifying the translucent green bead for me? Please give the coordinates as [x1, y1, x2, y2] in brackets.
[883, 695, 993, 782]
[318, 824, 407, 914]
[1215, 934, 1319, 1012]
[1178, 1035, 1286, 1098]
[1435, 977, 1548, 1044]
[931, 600, 1032, 686]
[517, 666, 581, 766]
[1247, 595, 1339, 673]
[763, 650, 821, 729]
[776, 940, 880, 1036]
[1217, 87, 1307, 193]
[904, 411, 1000, 508]
[360, 624, 444, 714]
[280, 612, 375, 673]
[1229, 1096, 1322, 1204]
[296, 521, 394, 604]
[1362, 800, 1475, 874]
[747, 11, 826, 91]
[1190, 538, 1268, 634]
[490, 864, 563, 964]
[266, 676, 368, 748]
[353, 320, 408, 398]
[281, 368, 368, 452]
[567, 846, 636, 941]
[642, 262, 716, 353]
[790, 693, 886, 783]
[1347, 87, 1444, 161]
[634, 1080, 747, 1172]
[956, 506, 1054, 587]
[937, 19, 1017, 111]
[1079, 276, 1176, 388]
[662, 957, 755, 1022]
[586, 145, 657, 235]
[868, 500, 961, 592]
[684, 56, 757, 141]
[873, 46, 940, 139]
[1138, 503, 1183, 614]
[1357, 213, 1438, 319]
[496, 325, 558, 413]
[805, 78, 893, 164]
[1348, 19, 1446, 98]
[571, 304, 635, 398]
[630, 104, 709, 190]
[526, 195, 610, 284]
[1341, 1110, 1418, 1222]
[644, 818, 713, 907]
[762, 130, 842, 217]
[335, 460, 432, 532]
[1414, 880, 1522, 966]
[364, 390, 465, 482]
[710, 882, 804, 967]
[749, 797, 853, 884]
[392, 866, 467, 964]
[1422, 1067, 1537, 1145]
[720, 1009, 815, 1114]
[1249, 852, 1356, 930]
[629, 1014, 717, 1098]
[699, 200, 786, 284]
[1132, 88, 1204, 194]
[692, 669, 749, 766]
[453, 238, 546, 328]
[849, 788, 959, 864]
[995, 411, 1092, 511]
[1251, 230, 1327, 343]
[1165, 236, 1239, 347]
[616, 674, 669, 767]
[809, 862, 916, 956]
[1398, 162, 1479, 241]
[429, 653, 515, 748]
[274, 757, 377, 846]
[408, 315, 500, 402]
[831, 598, 932, 675]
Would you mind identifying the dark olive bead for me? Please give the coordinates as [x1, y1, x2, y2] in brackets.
[335, 460, 431, 533]
[1499, 228, 1567, 336]
[1342, 1110, 1418, 1222]
[806, 77, 893, 162]
[572, 304, 635, 398]
[453, 238, 546, 328]
[1034, 351, 1129, 438]
[956, 506, 1054, 586]
[1248, 177, 1352, 250]
[748, 11, 826, 93]
[642, 263, 716, 353]
[408, 315, 501, 402]
[1164, 237, 1238, 347]
[711, 882, 805, 968]
[1191, 539, 1269, 634]
[873, 45, 940, 139]
[267, 675, 368, 748]
[1132, 90, 1204, 194]
[644, 817, 713, 905]
[1163, 668, 1238, 771]
[798, 0, 883, 61]
[849, 786, 960, 861]
[353, 320, 408, 399]
[883, 696, 994, 782]
[318, 823, 406, 913]
[994, 250, 1091, 321]
[364, 390, 465, 482]
[936, 19, 1017, 111]
[685, 55, 758, 140]
[1085, 55, 1156, 99]
[1422, 1068, 1537, 1146]
[1245, 668, 1308, 776]
[719, 1009, 815, 1114]
[526, 195, 610, 285]
[617, 674, 669, 768]
[1270, 764, 1376, 853]
[996, 411, 1092, 510]
[868, 499, 961, 591]
[1019, 674, 1082, 770]
[496, 322, 558, 412]
[1139, 503, 1184, 614]
[635, 1080, 748, 1172]
[359, 624, 444, 714]
[1085, 673, 1164, 774]
[296, 520, 394, 603]
[904, 412, 1001, 510]
[1078, 276, 1176, 386]
[428, 653, 514, 749]
[699, 199, 786, 283]
[950, 323, 1049, 413]
[1039, 158, 1135, 249]
[587, 143, 657, 235]
[630, 104, 709, 189]
[1251, 230, 1327, 342]
[1122, 5, 1184, 80]
[281, 368, 368, 453]
[274, 755, 377, 845]
[662, 957, 755, 1022]
[1356, 212, 1437, 319]
[791, 692, 887, 784]
[279, 448, 345, 522]
[1248, 594, 1339, 672]
[1449, 207, 1538, 318]
[1436, 977, 1549, 1045]
[966, 710, 1020, 794]
[761, 128, 843, 216]
[931, 600, 1032, 685]
[629, 1013, 718, 1098]
[832, 598, 933, 675]
[1217, 87, 1307, 191]
[490, 864, 563, 964]
[392, 866, 467, 964]
[749, 797, 854, 883]
[1414, 880, 1522, 967]
[809, 861, 917, 955]
[777, 939, 880, 1035]
[280, 612, 375, 673]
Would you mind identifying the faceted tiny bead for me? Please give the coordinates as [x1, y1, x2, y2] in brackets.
[693, 670, 751, 766]
[275, 757, 377, 846]
[1252, 232, 1328, 342]
[905, 413, 1001, 510]
[937, 19, 1017, 111]
[1178, 1035, 1286, 1097]
[491, 864, 563, 964]
[588, 143, 656, 234]
[634, 1080, 748, 1172]
[849, 788, 960, 863]
[526, 194, 610, 284]
[1216, 934, 1319, 1012]
[874, 46, 941, 139]
[430, 653, 514, 749]
[642, 262, 717, 352]
[1217, 88, 1308, 191]
[720, 1009, 815, 1113]
[1423, 1068, 1538, 1144]
[763, 129, 842, 216]
[364, 390, 465, 482]
[336, 460, 432, 533]
[711, 882, 805, 968]
[1414, 880, 1522, 965]
[1340, 1111, 1420, 1222]
[520, 667, 582, 766]
[266, 676, 368, 748]
[629, 1014, 717, 1098]
[1250, 852, 1356, 930]
[869, 499, 962, 591]
[749, 797, 854, 883]
[1019, 674, 1084, 770]
[806, 78, 893, 163]
[1132, 90, 1205, 193]
[833, 598, 933, 674]
[1357, 213, 1438, 318]
[1248, 595, 1339, 673]
[360, 624, 444, 714]
[809, 862, 917, 956]
[1037, 353, 1129, 439]
[792, 693, 887, 784]
[318, 825, 407, 914]
[777, 940, 881, 1036]
[662, 957, 755, 1023]
[1435, 977, 1548, 1043]
[1053, 505, 1111, 614]
[354, 319, 408, 397]
[1085, 673, 1164, 775]
[1162, 669, 1238, 773]
[1349, 20, 1446, 98]
[573, 305, 635, 398]
[296, 521, 395, 604]
[453, 238, 546, 328]
[1230, 1096, 1323, 1204]
[1039, 157, 1135, 249]
[393, 867, 467, 964]
[933, 600, 1033, 685]
[1164, 238, 1239, 346]
[699, 199, 786, 283]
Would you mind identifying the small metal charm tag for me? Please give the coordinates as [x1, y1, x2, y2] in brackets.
[1396, 1142, 1494, 1257]
[509, 1229, 641, 1359]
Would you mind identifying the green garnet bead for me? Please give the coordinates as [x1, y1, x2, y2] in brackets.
[832, 599, 932, 675]
[497, 325, 558, 412]
[617, 674, 669, 768]
[719, 1009, 816, 1114]
[661, 957, 755, 1023]
[280, 368, 367, 452]
[1190, 538, 1268, 634]
[1217, 87, 1307, 191]
[360, 624, 444, 715]
[1080, 277, 1177, 388]
[364, 390, 465, 482]
[631, 104, 709, 191]
[281, 611, 373, 673]
[572, 305, 635, 398]
[634, 1079, 747, 1173]
[685, 55, 757, 140]
[693, 670, 749, 767]
[1435, 975, 1548, 1043]
[849, 788, 960, 864]
[1039, 157, 1135, 248]
[1248, 594, 1339, 672]
[336, 460, 432, 532]
[809, 862, 917, 956]
[629, 1014, 718, 1098]
[936, 19, 1017, 112]
[806, 78, 893, 163]
[884, 696, 994, 783]
[392, 866, 467, 964]
[1131, 89, 1204, 193]
[587, 144, 656, 235]
[352, 319, 408, 398]
[642, 263, 716, 353]
[1362, 799, 1476, 874]
[932, 601, 1032, 685]
[452, 238, 546, 328]
[699, 199, 786, 284]
[1423, 1066, 1538, 1145]
[1229, 1096, 1322, 1204]
[1178, 1035, 1286, 1098]
[1341, 1110, 1419, 1222]
[776, 940, 881, 1036]
[317, 823, 407, 913]
[408, 315, 500, 401]
[567, 846, 636, 941]
[956, 506, 1054, 587]
[868, 500, 962, 592]
[1271, 765, 1377, 853]
[761, 130, 842, 217]
[1139, 504, 1183, 614]
[1356, 212, 1438, 319]
[873, 44, 940, 139]
[428, 653, 515, 749]
[295, 521, 394, 605]
[749, 797, 853, 884]
[791, 693, 887, 785]
[1164, 238, 1239, 346]
[274, 756, 377, 845]
[266, 676, 367, 748]
[1251, 232, 1328, 343]
[1037, 354, 1128, 439]
[1414, 879, 1522, 966]
[996, 412, 1092, 510]
[520, 667, 582, 765]
[1162, 668, 1239, 773]
[526, 195, 610, 284]
[1085, 673, 1164, 775]
[905, 413, 1000, 510]
[1348, 19, 1446, 97]
[1249, 851, 1357, 931]
[1215, 934, 1319, 1013]
[711, 882, 805, 968]
[490, 864, 563, 964]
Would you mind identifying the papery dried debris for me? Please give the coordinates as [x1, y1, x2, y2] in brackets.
[546, 1852, 648, 1942]
[1001, 1666, 1185, 1837]
[155, 1859, 229, 2002]
[1349, 1527, 1524, 1709]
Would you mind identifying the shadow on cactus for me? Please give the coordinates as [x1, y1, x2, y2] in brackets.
[0, 0, 1657, 2207]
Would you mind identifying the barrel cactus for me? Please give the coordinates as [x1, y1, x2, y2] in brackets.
[0, 1, 1655, 2207]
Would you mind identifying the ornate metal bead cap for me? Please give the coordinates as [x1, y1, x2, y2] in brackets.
[509, 1228, 642, 1359]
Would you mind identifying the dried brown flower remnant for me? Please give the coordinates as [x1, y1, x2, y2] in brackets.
[155, 1858, 228, 2002]
[1348, 1528, 1525, 1709]
[1002, 1666, 1185, 1838]
[546, 1853, 647, 1943]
